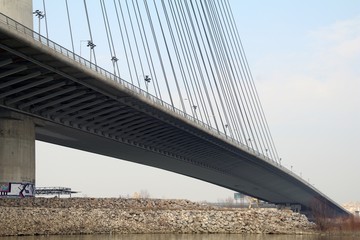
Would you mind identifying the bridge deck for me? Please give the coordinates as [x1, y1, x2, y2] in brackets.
[0, 13, 348, 217]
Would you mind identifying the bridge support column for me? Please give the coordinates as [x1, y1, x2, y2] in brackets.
[0, 0, 33, 29]
[0, 110, 35, 197]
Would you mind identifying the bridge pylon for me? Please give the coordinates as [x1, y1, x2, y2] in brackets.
[0, 110, 35, 197]
[0, 0, 35, 198]
[0, 0, 33, 29]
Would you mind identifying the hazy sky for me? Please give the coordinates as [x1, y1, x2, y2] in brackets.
[34, 1, 360, 204]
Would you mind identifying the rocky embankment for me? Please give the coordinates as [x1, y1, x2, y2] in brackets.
[0, 198, 315, 236]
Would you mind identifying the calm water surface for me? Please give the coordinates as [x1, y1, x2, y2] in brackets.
[2, 234, 359, 240]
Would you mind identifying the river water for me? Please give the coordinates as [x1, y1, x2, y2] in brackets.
[2, 234, 357, 240]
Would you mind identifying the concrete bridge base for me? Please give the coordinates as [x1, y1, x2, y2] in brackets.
[0, 110, 35, 197]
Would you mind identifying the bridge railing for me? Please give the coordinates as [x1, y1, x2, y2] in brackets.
[0, 12, 277, 167]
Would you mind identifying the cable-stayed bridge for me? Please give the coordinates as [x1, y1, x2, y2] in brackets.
[0, 0, 349, 217]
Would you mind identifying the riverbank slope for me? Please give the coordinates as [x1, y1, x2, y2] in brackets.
[0, 198, 315, 236]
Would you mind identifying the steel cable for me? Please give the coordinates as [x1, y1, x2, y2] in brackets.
[223, 0, 280, 160]
[125, 0, 146, 87]
[118, 0, 141, 88]
[42, 0, 49, 39]
[65, 0, 75, 53]
[102, 0, 120, 77]
[133, 0, 162, 99]
[161, 0, 196, 116]
[183, 0, 221, 132]
[173, 0, 211, 124]
[205, 0, 260, 150]
[113, 0, 134, 84]
[143, 0, 175, 108]
[194, 0, 239, 141]
[168, 0, 205, 122]
[83, 0, 97, 65]
[153, 0, 186, 112]
[99, 0, 115, 73]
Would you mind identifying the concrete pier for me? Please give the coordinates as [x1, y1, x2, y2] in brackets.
[0, 0, 33, 29]
[0, 110, 35, 197]
[0, 0, 35, 198]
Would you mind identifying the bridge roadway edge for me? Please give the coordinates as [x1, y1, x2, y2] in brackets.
[0, 15, 349, 217]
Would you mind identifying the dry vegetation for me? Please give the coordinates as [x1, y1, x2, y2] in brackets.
[311, 198, 360, 234]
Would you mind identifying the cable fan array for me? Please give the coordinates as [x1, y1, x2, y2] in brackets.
[33, 0, 280, 162]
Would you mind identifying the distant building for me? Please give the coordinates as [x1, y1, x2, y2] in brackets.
[343, 202, 360, 216]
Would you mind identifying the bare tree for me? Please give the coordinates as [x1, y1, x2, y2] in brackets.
[224, 196, 234, 207]
[139, 189, 150, 199]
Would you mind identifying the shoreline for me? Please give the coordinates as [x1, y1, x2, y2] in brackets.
[0, 197, 315, 236]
